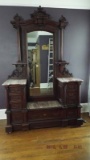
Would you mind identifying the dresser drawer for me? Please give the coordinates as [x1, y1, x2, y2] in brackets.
[9, 94, 22, 101]
[67, 83, 78, 92]
[66, 96, 78, 105]
[11, 110, 23, 124]
[10, 101, 22, 109]
[28, 108, 66, 120]
[67, 92, 78, 97]
[9, 85, 23, 94]
[67, 108, 78, 118]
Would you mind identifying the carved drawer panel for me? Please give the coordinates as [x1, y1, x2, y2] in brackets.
[9, 95, 22, 101]
[66, 97, 78, 105]
[67, 108, 78, 118]
[9, 85, 23, 94]
[28, 108, 66, 120]
[67, 92, 78, 97]
[11, 111, 23, 123]
[10, 101, 22, 109]
[67, 83, 78, 92]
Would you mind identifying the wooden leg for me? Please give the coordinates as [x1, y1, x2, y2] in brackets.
[5, 125, 13, 134]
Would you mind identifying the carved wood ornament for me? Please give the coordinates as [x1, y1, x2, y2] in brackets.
[10, 6, 72, 79]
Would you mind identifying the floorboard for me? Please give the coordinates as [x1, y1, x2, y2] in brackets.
[0, 113, 90, 160]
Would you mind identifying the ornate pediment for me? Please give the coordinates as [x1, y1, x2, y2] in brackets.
[31, 6, 50, 27]
[11, 14, 24, 28]
[58, 15, 68, 29]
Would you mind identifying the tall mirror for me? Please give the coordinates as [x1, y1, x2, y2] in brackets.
[11, 6, 58, 100]
[27, 31, 54, 96]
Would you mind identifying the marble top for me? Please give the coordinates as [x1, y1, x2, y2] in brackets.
[27, 101, 62, 109]
[57, 77, 83, 83]
[2, 79, 27, 86]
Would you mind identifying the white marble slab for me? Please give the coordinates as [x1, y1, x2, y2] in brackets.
[57, 77, 83, 83]
[2, 79, 27, 86]
[27, 101, 62, 109]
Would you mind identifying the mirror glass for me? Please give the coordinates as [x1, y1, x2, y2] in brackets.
[27, 31, 54, 96]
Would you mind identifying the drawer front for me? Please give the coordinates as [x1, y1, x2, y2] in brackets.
[67, 92, 78, 97]
[9, 85, 23, 94]
[66, 83, 79, 104]
[67, 90, 79, 99]
[66, 95, 78, 105]
[10, 101, 22, 109]
[28, 108, 66, 120]
[67, 83, 78, 92]
[11, 111, 23, 123]
[67, 108, 78, 118]
[9, 94, 22, 101]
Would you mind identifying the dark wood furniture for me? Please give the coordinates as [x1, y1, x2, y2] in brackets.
[2, 7, 85, 133]
[2, 79, 29, 132]
[57, 78, 82, 107]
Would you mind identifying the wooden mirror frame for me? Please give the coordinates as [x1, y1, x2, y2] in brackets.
[11, 6, 71, 101]
[11, 6, 60, 101]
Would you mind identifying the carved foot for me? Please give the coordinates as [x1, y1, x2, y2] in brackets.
[22, 123, 29, 131]
[76, 118, 86, 127]
[5, 125, 13, 134]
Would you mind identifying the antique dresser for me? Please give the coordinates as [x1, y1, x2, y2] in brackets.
[2, 7, 85, 133]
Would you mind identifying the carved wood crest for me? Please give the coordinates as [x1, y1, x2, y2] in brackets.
[10, 6, 72, 79]
[31, 6, 50, 27]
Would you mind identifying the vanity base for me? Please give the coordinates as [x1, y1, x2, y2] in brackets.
[6, 118, 84, 133]
[5, 102, 85, 133]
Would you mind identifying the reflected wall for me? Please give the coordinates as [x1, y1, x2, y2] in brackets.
[27, 31, 54, 96]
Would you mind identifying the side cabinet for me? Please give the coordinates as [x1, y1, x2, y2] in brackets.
[57, 77, 84, 126]
[2, 79, 28, 133]
[57, 80, 82, 106]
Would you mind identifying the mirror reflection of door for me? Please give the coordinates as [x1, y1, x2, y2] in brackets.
[27, 31, 54, 96]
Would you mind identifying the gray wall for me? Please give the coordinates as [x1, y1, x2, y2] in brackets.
[0, 6, 90, 109]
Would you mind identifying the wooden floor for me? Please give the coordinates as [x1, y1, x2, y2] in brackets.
[0, 113, 90, 160]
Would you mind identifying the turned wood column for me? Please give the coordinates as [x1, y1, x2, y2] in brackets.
[55, 16, 72, 78]
[17, 27, 21, 61]
[60, 29, 64, 60]
[58, 16, 68, 61]
[11, 14, 23, 62]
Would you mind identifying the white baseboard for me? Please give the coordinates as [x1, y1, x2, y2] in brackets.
[0, 103, 90, 120]
[81, 103, 90, 115]
[0, 109, 6, 120]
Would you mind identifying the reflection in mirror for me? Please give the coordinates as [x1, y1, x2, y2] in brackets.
[27, 31, 54, 96]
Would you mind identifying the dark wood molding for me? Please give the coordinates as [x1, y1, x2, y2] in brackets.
[8, 62, 27, 79]
[55, 60, 73, 77]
